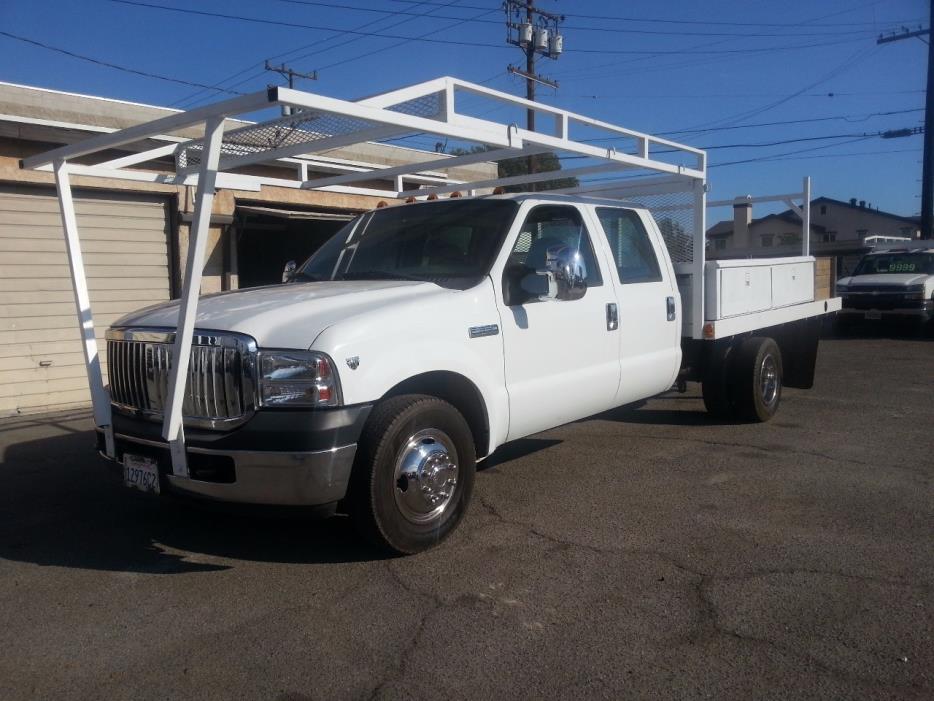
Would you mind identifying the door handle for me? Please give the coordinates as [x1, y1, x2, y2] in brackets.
[606, 302, 619, 331]
[666, 296, 676, 321]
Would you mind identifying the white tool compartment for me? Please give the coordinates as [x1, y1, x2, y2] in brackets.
[705, 257, 815, 320]
[771, 259, 815, 307]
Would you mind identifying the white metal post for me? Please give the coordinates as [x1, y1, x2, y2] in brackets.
[692, 170, 707, 339]
[162, 117, 226, 476]
[802, 176, 811, 257]
[54, 159, 115, 457]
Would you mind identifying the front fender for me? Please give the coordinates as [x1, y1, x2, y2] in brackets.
[310, 279, 509, 452]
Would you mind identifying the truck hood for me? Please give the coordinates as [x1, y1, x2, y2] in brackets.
[113, 280, 448, 347]
[837, 273, 932, 288]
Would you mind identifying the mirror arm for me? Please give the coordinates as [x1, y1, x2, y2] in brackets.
[282, 260, 297, 283]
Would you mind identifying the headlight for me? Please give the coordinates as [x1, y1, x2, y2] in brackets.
[904, 285, 926, 301]
[257, 351, 342, 407]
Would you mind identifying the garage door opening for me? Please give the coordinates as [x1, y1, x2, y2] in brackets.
[233, 205, 355, 288]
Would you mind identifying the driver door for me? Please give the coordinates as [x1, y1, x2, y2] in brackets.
[494, 204, 620, 441]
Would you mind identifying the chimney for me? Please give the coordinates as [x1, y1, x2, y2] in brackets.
[733, 199, 752, 249]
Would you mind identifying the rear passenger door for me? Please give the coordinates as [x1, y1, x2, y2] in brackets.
[591, 207, 681, 405]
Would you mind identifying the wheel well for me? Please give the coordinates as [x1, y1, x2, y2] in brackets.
[382, 371, 490, 458]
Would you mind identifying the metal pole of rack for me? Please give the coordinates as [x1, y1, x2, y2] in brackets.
[692, 154, 708, 339]
[54, 159, 114, 457]
[802, 176, 811, 257]
[162, 116, 226, 477]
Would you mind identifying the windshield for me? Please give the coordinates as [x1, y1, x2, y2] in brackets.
[294, 200, 519, 289]
[853, 252, 934, 276]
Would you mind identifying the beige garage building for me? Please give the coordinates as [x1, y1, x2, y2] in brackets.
[0, 82, 495, 416]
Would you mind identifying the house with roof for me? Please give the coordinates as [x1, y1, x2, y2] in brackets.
[707, 196, 920, 254]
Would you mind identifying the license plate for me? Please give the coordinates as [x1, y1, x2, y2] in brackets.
[865, 310, 882, 320]
[123, 454, 161, 494]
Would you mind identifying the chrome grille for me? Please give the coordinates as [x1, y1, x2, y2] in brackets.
[106, 328, 256, 429]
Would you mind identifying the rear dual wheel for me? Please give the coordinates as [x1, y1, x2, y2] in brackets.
[702, 336, 783, 423]
[348, 394, 476, 555]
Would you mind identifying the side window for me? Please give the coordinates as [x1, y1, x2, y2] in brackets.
[596, 208, 663, 284]
[502, 205, 603, 305]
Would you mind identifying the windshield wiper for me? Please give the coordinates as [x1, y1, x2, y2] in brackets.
[338, 270, 425, 282]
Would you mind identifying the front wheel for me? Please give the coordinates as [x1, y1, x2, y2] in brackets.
[731, 337, 783, 422]
[348, 394, 476, 555]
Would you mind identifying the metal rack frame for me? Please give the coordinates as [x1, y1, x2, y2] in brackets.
[21, 76, 708, 475]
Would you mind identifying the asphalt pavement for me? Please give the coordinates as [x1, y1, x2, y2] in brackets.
[1, 331, 931, 700]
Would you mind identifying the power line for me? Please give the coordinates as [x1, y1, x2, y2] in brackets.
[171, 0, 444, 108]
[267, 0, 887, 38]
[389, 0, 919, 28]
[105, 1, 889, 56]
[565, 129, 921, 159]
[546, 35, 871, 83]
[660, 108, 925, 137]
[702, 131, 918, 150]
[678, 45, 879, 133]
[573, 90, 925, 100]
[304, 1, 496, 73]
[738, 146, 921, 163]
[709, 136, 877, 168]
[0, 30, 243, 95]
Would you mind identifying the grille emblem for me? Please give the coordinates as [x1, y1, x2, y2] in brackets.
[346, 356, 360, 370]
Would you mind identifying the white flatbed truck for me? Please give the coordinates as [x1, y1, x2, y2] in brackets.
[21, 77, 841, 553]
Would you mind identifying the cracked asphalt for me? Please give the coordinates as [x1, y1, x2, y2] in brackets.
[1, 332, 932, 700]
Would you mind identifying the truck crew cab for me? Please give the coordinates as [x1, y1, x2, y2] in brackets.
[103, 194, 830, 554]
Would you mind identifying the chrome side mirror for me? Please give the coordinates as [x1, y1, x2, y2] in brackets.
[520, 244, 587, 302]
[282, 260, 297, 283]
[549, 245, 587, 300]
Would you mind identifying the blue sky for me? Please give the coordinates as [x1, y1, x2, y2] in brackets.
[0, 0, 928, 221]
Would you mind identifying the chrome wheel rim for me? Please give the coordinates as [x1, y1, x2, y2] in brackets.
[393, 429, 459, 525]
[759, 353, 779, 406]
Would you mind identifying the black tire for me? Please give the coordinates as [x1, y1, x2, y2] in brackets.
[731, 337, 783, 423]
[348, 394, 476, 555]
[702, 341, 735, 419]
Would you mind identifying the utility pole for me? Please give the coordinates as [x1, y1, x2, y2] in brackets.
[878, 16, 933, 238]
[505, 1, 564, 185]
[264, 60, 317, 116]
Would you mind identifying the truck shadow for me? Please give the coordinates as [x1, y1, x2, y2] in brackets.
[0, 428, 559, 573]
[478, 437, 562, 472]
[591, 404, 724, 427]
[580, 397, 732, 427]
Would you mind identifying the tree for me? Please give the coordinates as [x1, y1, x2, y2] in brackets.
[448, 145, 578, 192]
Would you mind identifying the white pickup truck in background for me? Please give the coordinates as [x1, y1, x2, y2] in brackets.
[102, 194, 837, 553]
[835, 244, 934, 328]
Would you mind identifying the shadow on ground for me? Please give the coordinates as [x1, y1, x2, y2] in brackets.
[0, 427, 564, 574]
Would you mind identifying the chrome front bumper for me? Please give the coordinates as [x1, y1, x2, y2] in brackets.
[100, 431, 357, 506]
[839, 305, 932, 320]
